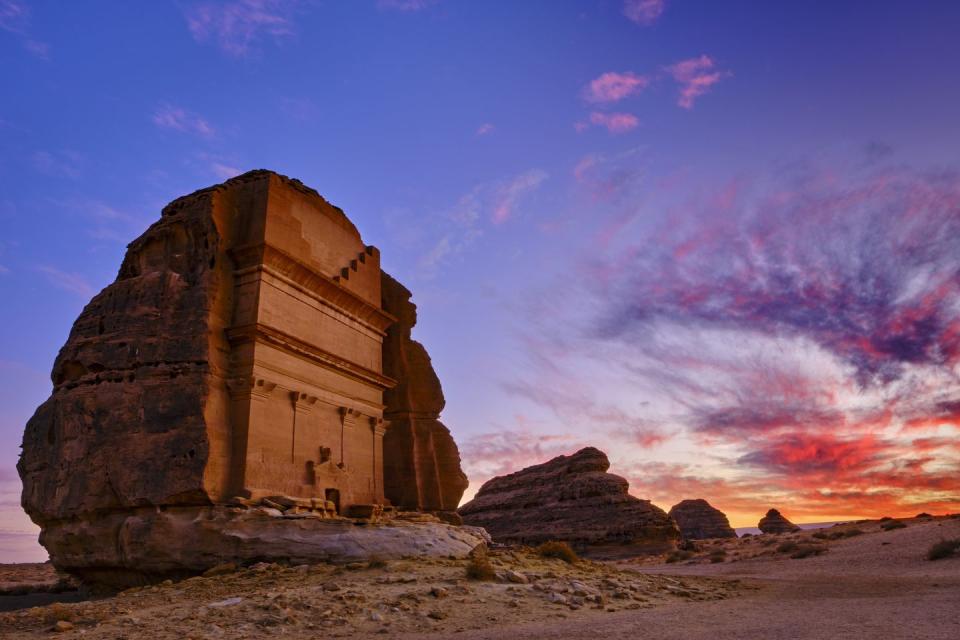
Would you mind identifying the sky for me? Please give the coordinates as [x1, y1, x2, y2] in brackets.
[2, 0, 960, 562]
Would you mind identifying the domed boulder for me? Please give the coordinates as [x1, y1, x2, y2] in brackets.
[668, 499, 736, 539]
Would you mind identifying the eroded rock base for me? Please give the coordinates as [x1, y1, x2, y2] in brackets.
[39, 507, 488, 589]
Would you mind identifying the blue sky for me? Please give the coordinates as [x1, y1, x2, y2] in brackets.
[2, 0, 960, 561]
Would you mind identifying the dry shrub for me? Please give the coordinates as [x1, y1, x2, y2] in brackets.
[366, 556, 388, 569]
[708, 549, 727, 563]
[536, 541, 578, 564]
[926, 539, 960, 561]
[881, 520, 906, 531]
[789, 544, 827, 559]
[843, 528, 865, 537]
[665, 550, 693, 564]
[465, 552, 496, 581]
[776, 541, 799, 554]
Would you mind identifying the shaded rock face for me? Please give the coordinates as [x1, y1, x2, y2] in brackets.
[668, 499, 736, 540]
[758, 508, 801, 534]
[381, 273, 468, 516]
[458, 447, 679, 556]
[18, 170, 471, 583]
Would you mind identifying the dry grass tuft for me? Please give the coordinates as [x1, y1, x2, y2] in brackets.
[881, 520, 907, 531]
[536, 541, 578, 564]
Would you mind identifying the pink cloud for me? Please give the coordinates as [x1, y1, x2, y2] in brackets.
[152, 104, 214, 137]
[589, 111, 639, 134]
[184, 0, 296, 56]
[584, 71, 649, 104]
[491, 169, 548, 224]
[665, 55, 727, 109]
[475, 123, 495, 136]
[622, 0, 665, 26]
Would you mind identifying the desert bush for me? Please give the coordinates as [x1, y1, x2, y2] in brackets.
[881, 520, 906, 531]
[740, 533, 753, 538]
[709, 549, 727, 563]
[879, 516, 893, 522]
[790, 544, 827, 559]
[367, 556, 388, 569]
[465, 553, 496, 580]
[926, 539, 960, 561]
[776, 541, 799, 554]
[536, 541, 578, 564]
[665, 550, 693, 564]
[915, 512, 933, 519]
[812, 531, 830, 540]
[843, 528, 865, 537]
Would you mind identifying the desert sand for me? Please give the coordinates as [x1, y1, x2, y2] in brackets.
[0, 515, 957, 639]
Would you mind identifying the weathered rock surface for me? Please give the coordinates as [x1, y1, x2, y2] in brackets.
[758, 508, 801, 534]
[668, 499, 737, 540]
[39, 506, 488, 588]
[458, 447, 679, 556]
[381, 273, 468, 517]
[17, 170, 473, 584]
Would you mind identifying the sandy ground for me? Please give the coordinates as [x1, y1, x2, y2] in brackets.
[0, 515, 957, 639]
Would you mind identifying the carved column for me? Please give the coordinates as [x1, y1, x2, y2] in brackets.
[338, 407, 360, 469]
[227, 376, 277, 496]
[290, 391, 317, 463]
[370, 417, 387, 502]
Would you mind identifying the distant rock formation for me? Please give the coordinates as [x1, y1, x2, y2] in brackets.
[458, 447, 679, 556]
[668, 499, 736, 539]
[18, 170, 475, 585]
[758, 508, 801, 534]
[381, 273, 468, 521]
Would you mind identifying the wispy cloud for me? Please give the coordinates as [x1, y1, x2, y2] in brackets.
[0, 0, 49, 58]
[31, 150, 83, 179]
[665, 55, 728, 109]
[36, 266, 96, 299]
[183, 0, 297, 56]
[377, 0, 438, 11]
[491, 169, 548, 224]
[622, 0, 665, 26]
[585, 111, 639, 134]
[152, 103, 215, 137]
[211, 162, 242, 179]
[475, 123, 495, 136]
[416, 169, 548, 273]
[583, 71, 649, 104]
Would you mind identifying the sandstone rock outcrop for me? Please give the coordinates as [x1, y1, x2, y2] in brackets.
[43, 506, 487, 587]
[758, 508, 801, 534]
[668, 499, 736, 540]
[381, 274, 468, 520]
[458, 447, 679, 556]
[18, 170, 471, 584]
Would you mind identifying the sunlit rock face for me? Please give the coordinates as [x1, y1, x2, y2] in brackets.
[18, 170, 473, 585]
[758, 508, 801, 534]
[458, 447, 679, 557]
[668, 499, 737, 540]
